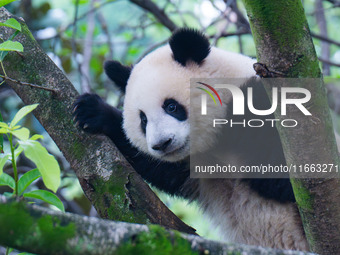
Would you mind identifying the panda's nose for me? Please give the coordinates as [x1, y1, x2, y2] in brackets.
[152, 138, 172, 151]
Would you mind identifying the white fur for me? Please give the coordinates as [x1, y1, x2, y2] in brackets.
[198, 179, 309, 250]
[123, 45, 255, 161]
[122, 43, 308, 250]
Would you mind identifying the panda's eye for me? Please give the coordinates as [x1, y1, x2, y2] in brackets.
[167, 103, 177, 113]
[140, 111, 147, 124]
[140, 111, 147, 135]
[163, 99, 187, 121]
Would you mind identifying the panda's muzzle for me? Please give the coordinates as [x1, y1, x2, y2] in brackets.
[152, 138, 172, 151]
[151, 137, 189, 160]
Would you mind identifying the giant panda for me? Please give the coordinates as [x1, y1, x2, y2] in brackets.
[73, 28, 309, 251]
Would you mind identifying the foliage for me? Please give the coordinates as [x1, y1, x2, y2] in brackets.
[0, 103, 63, 254]
[0, 2, 63, 214]
[0, 0, 23, 97]
[0, 104, 62, 210]
[0, 112, 3, 153]
[0, 0, 17, 8]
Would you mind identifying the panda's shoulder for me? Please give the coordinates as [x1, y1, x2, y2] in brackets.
[206, 47, 256, 77]
[242, 178, 296, 203]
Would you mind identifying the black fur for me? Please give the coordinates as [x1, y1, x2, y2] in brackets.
[224, 78, 287, 168]
[73, 93, 190, 197]
[243, 179, 295, 203]
[223, 78, 295, 203]
[104, 60, 131, 92]
[169, 28, 211, 66]
[140, 111, 147, 135]
[162, 98, 187, 121]
[73, 79, 295, 203]
[75, 46, 295, 204]
[73, 93, 122, 135]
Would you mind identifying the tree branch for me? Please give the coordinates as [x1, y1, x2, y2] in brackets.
[80, 0, 97, 93]
[0, 75, 58, 93]
[311, 32, 340, 47]
[0, 196, 316, 255]
[315, 0, 330, 75]
[242, 0, 340, 254]
[227, 0, 251, 33]
[96, 11, 114, 60]
[213, 30, 340, 53]
[0, 7, 195, 235]
[129, 0, 177, 32]
[41, 0, 117, 41]
[213, 30, 251, 38]
[318, 57, 340, 67]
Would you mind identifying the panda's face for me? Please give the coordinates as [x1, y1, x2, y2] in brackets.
[138, 98, 190, 161]
[121, 29, 256, 162]
[123, 46, 192, 162]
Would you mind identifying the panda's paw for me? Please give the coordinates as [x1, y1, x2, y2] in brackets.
[73, 93, 108, 134]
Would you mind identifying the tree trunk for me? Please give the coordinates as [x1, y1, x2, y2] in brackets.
[0, 195, 316, 255]
[0, 7, 195, 235]
[242, 1, 340, 254]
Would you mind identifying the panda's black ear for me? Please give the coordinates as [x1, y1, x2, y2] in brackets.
[104, 60, 131, 93]
[169, 28, 211, 66]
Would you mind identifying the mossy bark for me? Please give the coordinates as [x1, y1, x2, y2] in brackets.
[0, 196, 316, 255]
[242, 0, 340, 254]
[0, 7, 194, 235]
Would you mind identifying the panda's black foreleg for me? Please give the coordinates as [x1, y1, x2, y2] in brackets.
[73, 93, 190, 197]
[73, 93, 123, 137]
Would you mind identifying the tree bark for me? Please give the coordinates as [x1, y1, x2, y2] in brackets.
[242, 1, 340, 254]
[0, 195, 317, 255]
[0, 7, 195, 235]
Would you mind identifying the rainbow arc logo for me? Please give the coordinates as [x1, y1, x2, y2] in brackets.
[196, 82, 222, 106]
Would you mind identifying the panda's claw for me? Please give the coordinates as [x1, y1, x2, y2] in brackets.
[72, 93, 122, 136]
[72, 105, 78, 113]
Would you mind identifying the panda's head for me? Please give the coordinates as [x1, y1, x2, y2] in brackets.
[105, 28, 255, 162]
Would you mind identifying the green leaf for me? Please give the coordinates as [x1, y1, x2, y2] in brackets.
[0, 172, 15, 190]
[0, 122, 9, 128]
[11, 127, 30, 141]
[0, 113, 3, 153]
[18, 168, 41, 195]
[0, 127, 8, 134]
[30, 134, 44, 141]
[0, 0, 17, 8]
[0, 40, 23, 52]
[0, 18, 21, 31]
[18, 140, 60, 192]
[11, 125, 21, 130]
[0, 30, 19, 61]
[24, 190, 64, 212]
[10, 104, 39, 127]
[0, 153, 10, 176]
[14, 145, 23, 159]
[71, 0, 88, 4]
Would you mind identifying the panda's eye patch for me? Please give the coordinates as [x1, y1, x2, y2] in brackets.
[163, 99, 187, 121]
[140, 111, 147, 135]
